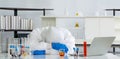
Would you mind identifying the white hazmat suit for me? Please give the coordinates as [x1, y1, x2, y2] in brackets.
[28, 27, 76, 54]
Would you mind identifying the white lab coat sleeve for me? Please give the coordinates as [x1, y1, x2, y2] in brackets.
[65, 35, 76, 54]
[40, 27, 49, 42]
[58, 28, 76, 54]
[29, 28, 44, 50]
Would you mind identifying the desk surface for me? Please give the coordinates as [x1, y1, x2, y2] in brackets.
[0, 53, 120, 59]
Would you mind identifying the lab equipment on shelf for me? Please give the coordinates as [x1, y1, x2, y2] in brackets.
[8, 37, 30, 58]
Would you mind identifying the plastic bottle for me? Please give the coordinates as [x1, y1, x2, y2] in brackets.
[9, 45, 15, 57]
[25, 46, 30, 55]
[15, 45, 21, 57]
[76, 12, 79, 16]
[83, 41, 87, 57]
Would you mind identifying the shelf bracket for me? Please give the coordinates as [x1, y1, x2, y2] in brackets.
[14, 9, 17, 16]
[43, 9, 45, 16]
[14, 31, 18, 38]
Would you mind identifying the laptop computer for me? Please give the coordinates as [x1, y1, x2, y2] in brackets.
[71, 37, 115, 56]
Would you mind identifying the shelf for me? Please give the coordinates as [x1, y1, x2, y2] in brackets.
[0, 7, 54, 16]
[0, 29, 32, 31]
[0, 29, 32, 38]
[0, 7, 53, 10]
[105, 9, 120, 16]
[106, 9, 120, 11]
[0, 7, 54, 38]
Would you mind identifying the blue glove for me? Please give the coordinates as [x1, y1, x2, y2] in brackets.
[52, 42, 68, 53]
[31, 50, 46, 55]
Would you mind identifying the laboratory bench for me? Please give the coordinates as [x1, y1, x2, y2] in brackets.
[0, 53, 120, 59]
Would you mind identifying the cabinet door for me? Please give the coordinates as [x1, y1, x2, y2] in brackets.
[56, 17, 85, 39]
[99, 18, 115, 36]
[85, 18, 100, 40]
[115, 18, 120, 40]
[41, 18, 56, 27]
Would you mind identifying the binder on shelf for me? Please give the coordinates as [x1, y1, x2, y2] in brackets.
[0, 15, 33, 30]
[15, 16, 21, 29]
[11, 16, 14, 29]
[27, 19, 29, 29]
[18, 16, 21, 29]
[5, 16, 8, 30]
[29, 19, 33, 30]
[5, 16, 11, 30]
[8, 16, 11, 29]
[0, 16, 5, 29]
[20, 19, 23, 29]
[13, 16, 16, 29]
[25, 19, 27, 29]
[21, 19, 25, 30]
[15, 16, 18, 29]
[23, 19, 25, 29]
[26, 19, 28, 29]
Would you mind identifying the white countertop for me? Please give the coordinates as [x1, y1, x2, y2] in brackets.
[0, 53, 120, 59]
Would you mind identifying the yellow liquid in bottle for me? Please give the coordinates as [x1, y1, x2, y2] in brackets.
[76, 12, 79, 16]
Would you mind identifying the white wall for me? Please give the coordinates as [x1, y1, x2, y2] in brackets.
[1, 0, 120, 28]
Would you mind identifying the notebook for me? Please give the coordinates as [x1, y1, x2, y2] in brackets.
[71, 37, 115, 56]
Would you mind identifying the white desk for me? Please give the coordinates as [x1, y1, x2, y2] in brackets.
[0, 53, 120, 59]
[75, 43, 120, 54]
[75, 39, 120, 54]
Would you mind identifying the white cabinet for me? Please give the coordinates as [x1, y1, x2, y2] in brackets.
[41, 17, 56, 27]
[85, 18, 100, 40]
[41, 16, 115, 41]
[41, 17, 85, 39]
[114, 17, 120, 41]
[99, 18, 115, 36]
[85, 17, 115, 40]
[56, 17, 85, 39]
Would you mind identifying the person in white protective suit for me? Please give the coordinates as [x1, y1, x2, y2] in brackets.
[28, 27, 76, 55]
